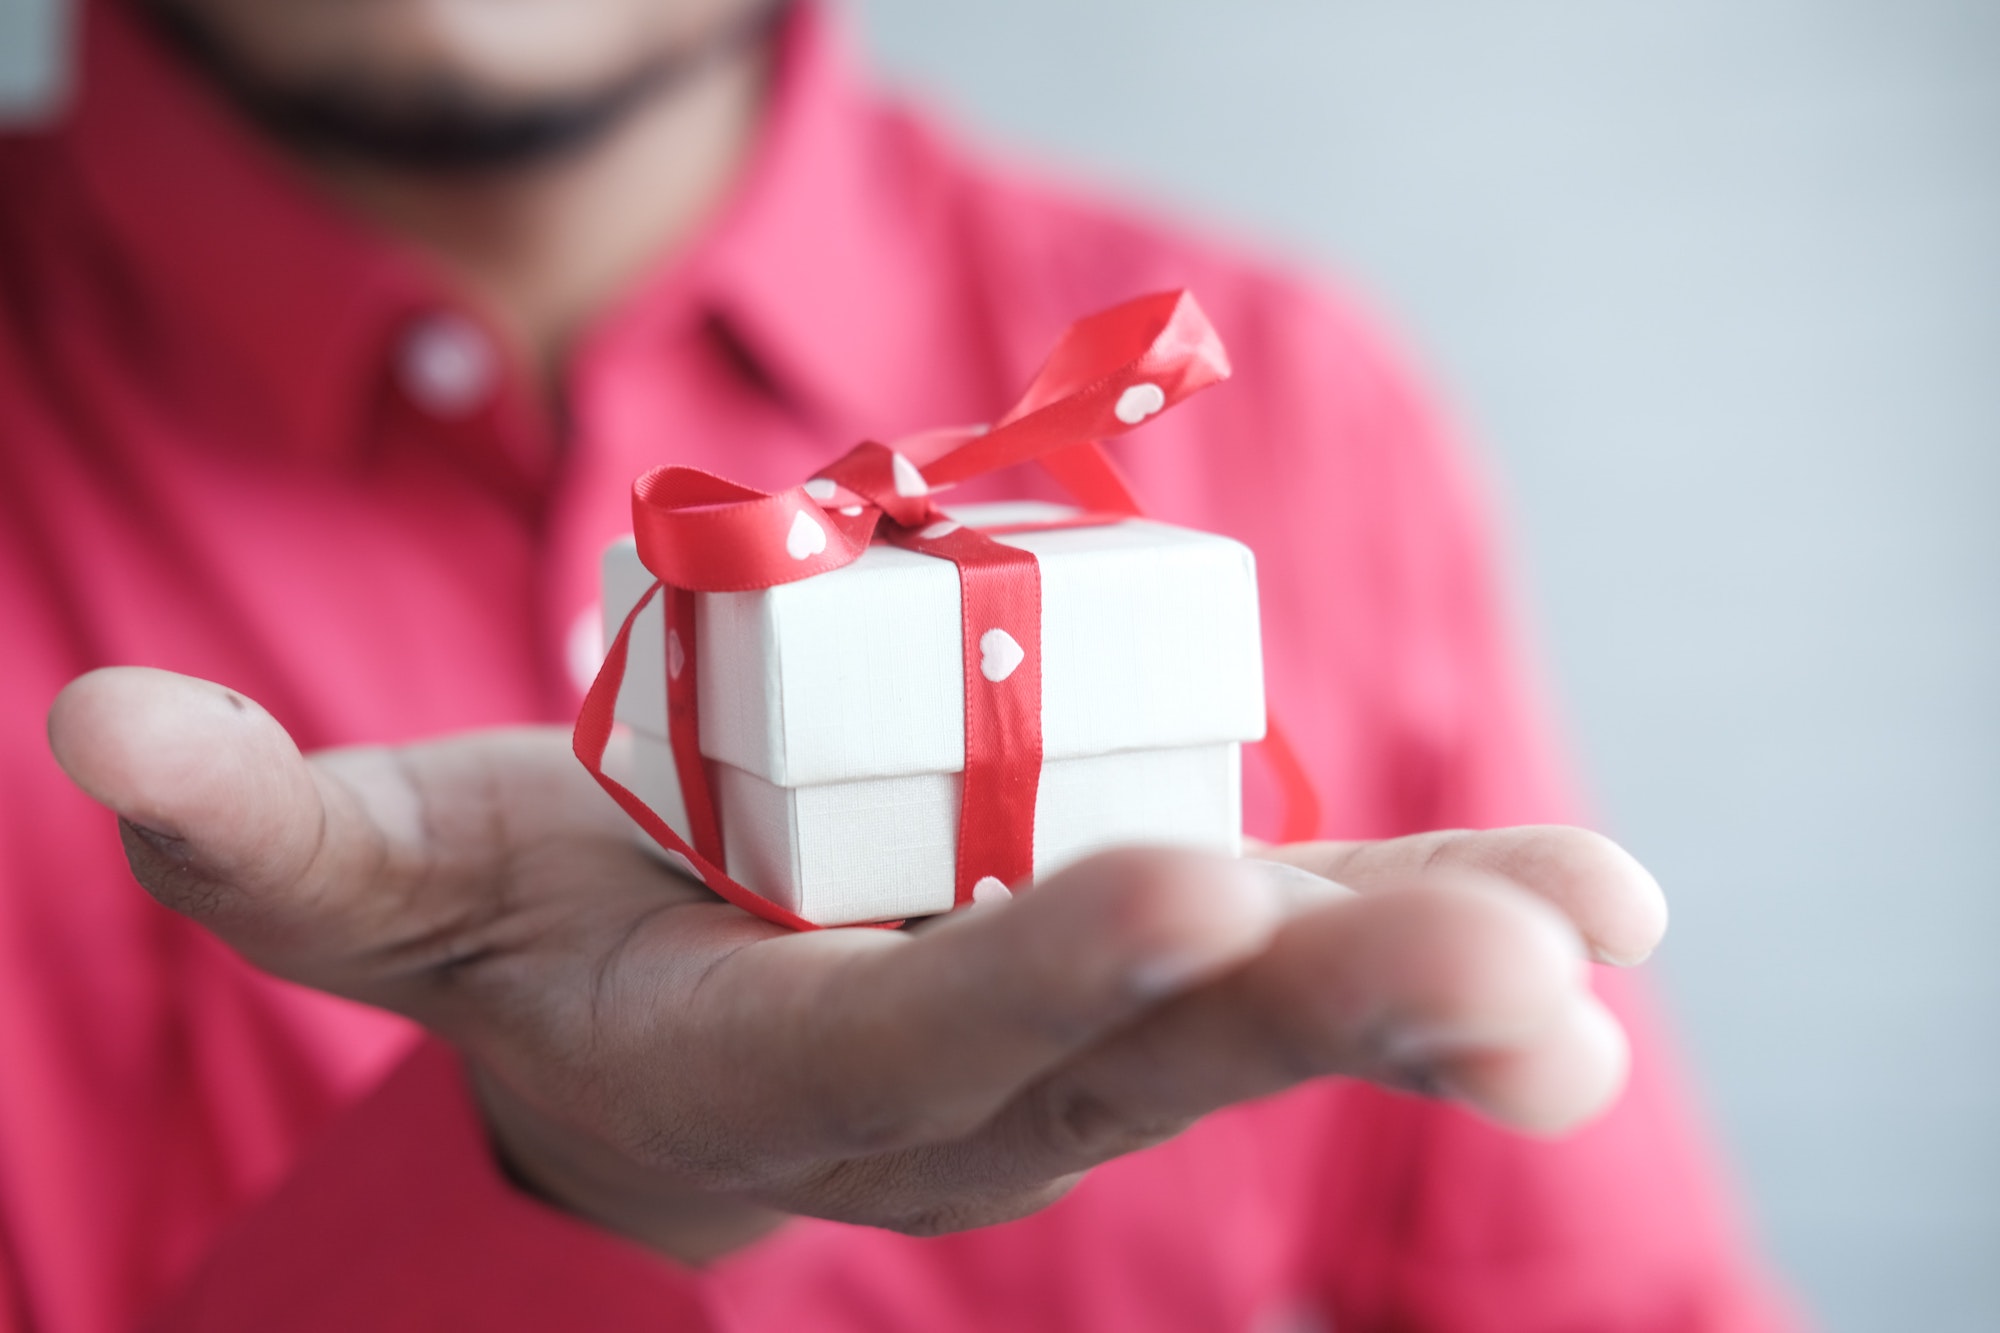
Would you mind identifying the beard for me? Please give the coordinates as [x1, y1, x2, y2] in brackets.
[141, 0, 789, 173]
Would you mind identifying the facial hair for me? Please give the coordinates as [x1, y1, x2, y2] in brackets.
[142, 0, 790, 174]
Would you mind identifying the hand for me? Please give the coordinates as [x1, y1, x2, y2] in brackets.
[48, 667, 1666, 1262]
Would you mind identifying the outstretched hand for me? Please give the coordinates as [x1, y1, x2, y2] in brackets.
[48, 667, 1666, 1262]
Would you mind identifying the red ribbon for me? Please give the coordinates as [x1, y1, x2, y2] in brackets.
[574, 290, 1319, 932]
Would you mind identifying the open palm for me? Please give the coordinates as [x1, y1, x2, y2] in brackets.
[48, 666, 1665, 1262]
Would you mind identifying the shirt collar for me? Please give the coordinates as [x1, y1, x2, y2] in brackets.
[66, 1, 437, 464]
[62, 0, 941, 460]
[601, 1, 957, 441]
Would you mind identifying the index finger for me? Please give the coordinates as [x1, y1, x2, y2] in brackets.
[1263, 826, 1668, 966]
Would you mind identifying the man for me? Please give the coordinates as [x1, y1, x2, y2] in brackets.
[0, 0, 1797, 1328]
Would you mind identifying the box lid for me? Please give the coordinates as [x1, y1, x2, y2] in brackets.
[602, 503, 1265, 789]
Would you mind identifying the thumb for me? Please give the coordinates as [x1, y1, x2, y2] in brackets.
[47, 667, 443, 994]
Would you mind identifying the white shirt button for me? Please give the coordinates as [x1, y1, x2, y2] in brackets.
[398, 311, 496, 417]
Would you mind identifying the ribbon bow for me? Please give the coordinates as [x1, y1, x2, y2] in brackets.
[575, 290, 1318, 931]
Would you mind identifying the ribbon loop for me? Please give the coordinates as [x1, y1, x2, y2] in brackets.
[631, 465, 871, 593]
[922, 290, 1231, 490]
[629, 290, 1231, 592]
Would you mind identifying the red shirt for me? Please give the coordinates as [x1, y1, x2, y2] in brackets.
[0, 4, 1797, 1330]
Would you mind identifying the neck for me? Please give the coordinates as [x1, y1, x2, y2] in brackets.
[303, 46, 769, 395]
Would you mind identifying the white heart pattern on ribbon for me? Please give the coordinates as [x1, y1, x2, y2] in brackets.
[667, 628, 686, 680]
[802, 477, 837, 501]
[891, 451, 929, 497]
[1114, 381, 1167, 425]
[979, 627, 1025, 682]
[786, 510, 827, 560]
[971, 876, 1012, 905]
[919, 519, 962, 540]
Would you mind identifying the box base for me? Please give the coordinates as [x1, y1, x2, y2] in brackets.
[623, 736, 1243, 926]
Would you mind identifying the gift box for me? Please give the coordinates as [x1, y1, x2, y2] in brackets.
[600, 501, 1266, 926]
[573, 290, 1308, 930]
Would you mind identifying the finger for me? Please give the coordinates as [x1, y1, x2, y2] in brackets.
[870, 871, 1607, 1208]
[616, 848, 1290, 1177]
[1264, 826, 1667, 966]
[45, 667, 642, 1001]
[1431, 990, 1629, 1136]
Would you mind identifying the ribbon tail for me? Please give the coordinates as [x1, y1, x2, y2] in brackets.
[1037, 441, 1144, 517]
[1254, 710, 1323, 845]
[574, 581, 821, 933]
[665, 587, 726, 867]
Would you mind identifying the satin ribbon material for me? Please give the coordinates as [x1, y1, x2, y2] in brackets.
[574, 289, 1316, 931]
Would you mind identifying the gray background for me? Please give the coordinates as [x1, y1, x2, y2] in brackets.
[848, 2, 2000, 1329]
[4, 0, 1995, 1328]
[0, 0, 62, 121]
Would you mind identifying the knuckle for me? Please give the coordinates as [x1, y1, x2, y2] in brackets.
[1412, 827, 1480, 875]
[1029, 1079, 1186, 1165]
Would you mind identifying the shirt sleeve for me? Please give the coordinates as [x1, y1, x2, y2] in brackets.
[146, 1041, 713, 1333]
[1286, 309, 1806, 1330]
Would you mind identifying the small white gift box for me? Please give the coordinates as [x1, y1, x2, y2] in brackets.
[600, 502, 1266, 926]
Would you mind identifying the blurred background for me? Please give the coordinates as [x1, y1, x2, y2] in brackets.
[841, 3, 2000, 1328]
[4, 0, 1995, 1327]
